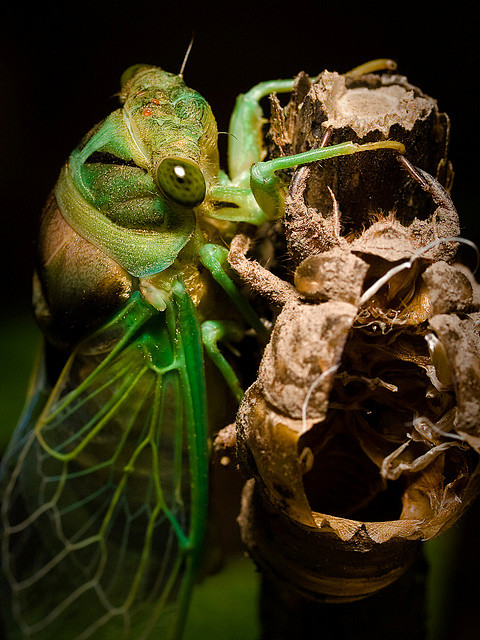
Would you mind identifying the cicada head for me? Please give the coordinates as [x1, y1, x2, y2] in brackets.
[119, 64, 219, 206]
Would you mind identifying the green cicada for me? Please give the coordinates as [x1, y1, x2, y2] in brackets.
[0, 61, 405, 640]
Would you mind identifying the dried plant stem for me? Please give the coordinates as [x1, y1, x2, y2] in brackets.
[259, 551, 428, 640]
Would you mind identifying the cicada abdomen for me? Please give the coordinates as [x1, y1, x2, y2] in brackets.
[230, 67, 480, 605]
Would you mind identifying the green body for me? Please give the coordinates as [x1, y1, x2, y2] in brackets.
[0, 63, 405, 639]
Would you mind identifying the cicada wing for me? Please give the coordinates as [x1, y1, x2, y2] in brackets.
[1, 287, 209, 640]
[0, 338, 51, 477]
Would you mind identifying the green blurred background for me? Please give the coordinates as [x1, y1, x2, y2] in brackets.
[1, 2, 479, 638]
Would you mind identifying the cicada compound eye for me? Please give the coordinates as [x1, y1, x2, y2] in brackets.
[120, 64, 149, 88]
[156, 157, 206, 207]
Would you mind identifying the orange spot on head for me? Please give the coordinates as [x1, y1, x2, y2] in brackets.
[151, 98, 161, 105]
[143, 108, 152, 117]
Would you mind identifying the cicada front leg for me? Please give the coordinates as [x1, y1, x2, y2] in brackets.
[202, 69, 405, 226]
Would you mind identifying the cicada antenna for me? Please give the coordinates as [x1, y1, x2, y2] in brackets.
[179, 33, 195, 78]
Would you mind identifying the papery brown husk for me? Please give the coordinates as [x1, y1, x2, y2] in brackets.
[236, 265, 480, 599]
[262, 67, 458, 272]
[233, 67, 480, 601]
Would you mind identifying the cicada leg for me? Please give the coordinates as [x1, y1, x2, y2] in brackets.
[201, 320, 245, 403]
[208, 139, 405, 224]
[228, 78, 298, 181]
[198, 244, 268, 342]
[197, 243, 272, 401]
[205, 181, 267, 225]
[249, 139, 406, 219]
[206, 73, 405, 225]
[227, 59, 398, 181]
[202, 78, 299, 225]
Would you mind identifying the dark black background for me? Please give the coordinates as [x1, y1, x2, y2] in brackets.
[1, 3, 479, 638]
[1, 1, 478, 310]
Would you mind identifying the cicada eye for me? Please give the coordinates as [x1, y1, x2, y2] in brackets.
[120, 64, 149, 88]
[156, 157, 206, 207]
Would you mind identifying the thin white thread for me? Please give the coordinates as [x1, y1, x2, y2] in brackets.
[301, 364, 339, 431]
[413, 414, 465, 442]
[359, 236, 479, 307]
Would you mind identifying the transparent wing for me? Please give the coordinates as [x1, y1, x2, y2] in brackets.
[1, 285, 208, 640]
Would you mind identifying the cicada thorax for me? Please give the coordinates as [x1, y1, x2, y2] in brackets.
[33, 64, 229, 346]
[233, 69, 480, 602]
